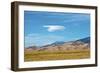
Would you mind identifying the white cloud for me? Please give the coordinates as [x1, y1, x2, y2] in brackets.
[43, 25, 65, 32]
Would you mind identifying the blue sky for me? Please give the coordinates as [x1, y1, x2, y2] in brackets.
[24, 11, 90, 47]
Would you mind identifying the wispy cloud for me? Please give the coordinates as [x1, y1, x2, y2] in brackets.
[25, 33, 65, 47]
[43, 25, 65, 32]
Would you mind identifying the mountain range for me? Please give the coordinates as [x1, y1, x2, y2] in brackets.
[25, 37, 90, 51]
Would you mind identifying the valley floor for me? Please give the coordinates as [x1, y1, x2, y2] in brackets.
[24, 49, 90, 62]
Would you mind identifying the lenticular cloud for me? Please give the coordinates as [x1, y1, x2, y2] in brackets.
[43, 25, 65, 32]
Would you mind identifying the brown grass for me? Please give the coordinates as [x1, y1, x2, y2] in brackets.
[24, 49, 90, 62]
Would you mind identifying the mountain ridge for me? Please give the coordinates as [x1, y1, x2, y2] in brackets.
[25, 37, 90, 51]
